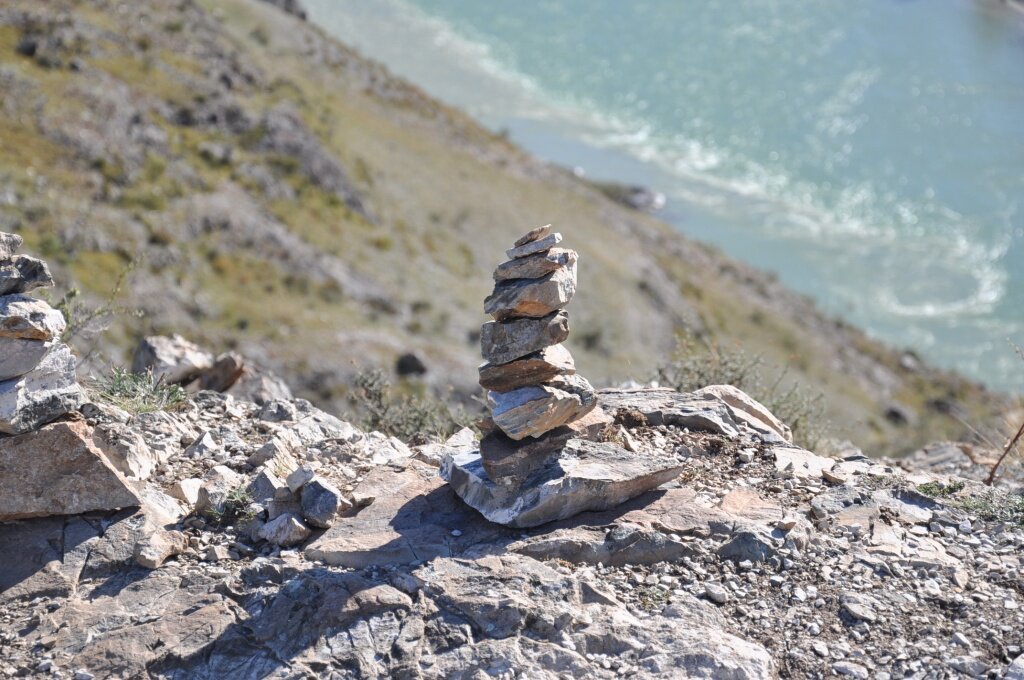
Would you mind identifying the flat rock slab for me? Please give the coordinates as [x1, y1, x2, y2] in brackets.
[598, 387, 744, 437]
[305, 459, 509, 568]
[513, 224, 551, 247]
[442, 439, 687, 528]
[481, 310, 569, 366]
[479, 343, 575, 392]
[484, 264, 576, 322]
[0, 343, 83, 435]
[0, 418, 141, 520]
[489, 374, 597, 440]
[494, 248, 576, 282]
[505, 232, 561, 259]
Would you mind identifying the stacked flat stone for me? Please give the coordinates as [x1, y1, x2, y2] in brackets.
[0, 232, 83, 435]
[477, 225, 598, 483]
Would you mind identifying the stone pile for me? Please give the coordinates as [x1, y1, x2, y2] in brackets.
[442, 226, 688, 527]
[0, 232, 83, 435]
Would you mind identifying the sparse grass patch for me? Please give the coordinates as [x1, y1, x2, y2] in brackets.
[205, 485, 260, 525]
[92, 367, 187, 414]
[350, 368, 467, 444]
[916, 480, 966, 498]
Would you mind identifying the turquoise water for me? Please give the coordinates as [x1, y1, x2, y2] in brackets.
[306, 0, 1024, 391]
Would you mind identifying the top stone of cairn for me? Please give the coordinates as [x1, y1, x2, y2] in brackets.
[513, 224, 551, 248]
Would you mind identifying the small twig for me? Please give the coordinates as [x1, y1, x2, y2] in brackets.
[987, 419, 1024, 486]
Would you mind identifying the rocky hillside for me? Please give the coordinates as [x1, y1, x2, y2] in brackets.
[3, 377, 1023, 678]
[0, 0, 1010, 455]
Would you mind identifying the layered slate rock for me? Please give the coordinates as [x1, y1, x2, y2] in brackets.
[478, 343, 575, 392]
[445, 226, 681, 526]
[0, 418, 141, 520]
[443, 440, 686, 528]
[0, 233, 83, 434]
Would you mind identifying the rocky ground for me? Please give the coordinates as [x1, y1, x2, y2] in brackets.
[2, 378, 1022, 679]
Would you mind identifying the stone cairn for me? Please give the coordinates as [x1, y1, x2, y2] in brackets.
[477, 225, 599, 479]
[0, 232, 83, 435]
[442, 226, 686, 527]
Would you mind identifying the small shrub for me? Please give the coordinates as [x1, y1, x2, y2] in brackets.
[93, 367, 187, 414]
[655, 333, 828, 450]
[350, 368, 467, 443]
[206, 486, 259, 526]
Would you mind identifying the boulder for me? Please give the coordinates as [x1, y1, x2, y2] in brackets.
[0, 418, 142, 520]
[0, 294, 66, 340]
[0, 343, 83, 435]
[480, 310, 570, 366]
[489, 374, 597, 440]
[0, 337, 53, 381]
[505, 232, 562, 259]
[441, 439, 686, 528]
[484, 265, 576, 322]
[598, 387, 743, 438]
[0, 255, 54, 295]
[0, 231, 22, 260]
[479, 343, 575, 392]
[258, 512, 312, 547]
[131, 334, 215, 385]
[493, 247, 577, 282]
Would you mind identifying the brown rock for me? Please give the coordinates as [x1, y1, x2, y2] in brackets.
[134, 529, 189, 569]
[480, 406, 612, 483]
[489, 374, 597, 440]
[513, 224, 551, 247]
[494, 247, 577, 282]
[0, 418, 142, 520]
[198, 352, 245, 392]
[484, 265, 576, 322]
[0, 295, 66, 340]
[478, 344, 575, 392]
[481, 310, 569, 365]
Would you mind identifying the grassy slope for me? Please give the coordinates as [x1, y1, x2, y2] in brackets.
[0, 0, 1008, 454]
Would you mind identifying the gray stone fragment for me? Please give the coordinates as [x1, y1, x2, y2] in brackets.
[0, 337, 52, 381]
[505, 232, 562, 259]
[441, 439, 686, 528]
[481, 310, 570, 366]
[484, 264, 576, 322]
[301, 477, 349, 528]
[0, 294, 66, 340]
[494, 247, 576, 282]
[0, 255, 54, 294]
[0, 231, 23, 260]
[0, 343, 83, 435]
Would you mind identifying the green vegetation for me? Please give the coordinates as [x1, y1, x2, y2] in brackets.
[915, 480, 966, 498]
[350, 368, 472, 444]
[205, 485, 260, 526]
[655, 334, 828, 450]
[92, 367, 187, 414]
[916, 479, 1024, 525]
